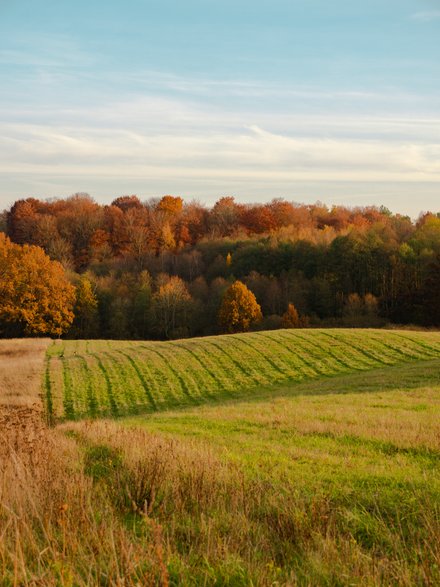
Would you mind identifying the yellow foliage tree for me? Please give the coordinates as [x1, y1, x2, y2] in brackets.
[70, 275, 99, 338]
[0, 233, 75, 336]
[153, 275, 192, 339]
[157, 195, 183, 216]
[218, 280, 262, 333]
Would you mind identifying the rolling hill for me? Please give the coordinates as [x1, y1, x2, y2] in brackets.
[46, 328, 440, 420]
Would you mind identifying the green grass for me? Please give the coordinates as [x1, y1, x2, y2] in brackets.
[124, 358, 440, 490]
[47, 329, 440, 584]
[47, 329, 440, 420]
[119, 358, 440, 584]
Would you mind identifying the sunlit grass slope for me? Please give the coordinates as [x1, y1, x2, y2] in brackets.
[46, 329, 440, 420]
[127, 358, 440, 454]
[65, 358, 440, 585]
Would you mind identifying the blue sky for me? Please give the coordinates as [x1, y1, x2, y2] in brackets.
[0, 0, 439, 216]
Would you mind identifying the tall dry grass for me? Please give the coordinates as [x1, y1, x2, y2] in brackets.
[0, 339, 49, 407]
[0, 341, 165, 585]
[0, 418, 169, 585]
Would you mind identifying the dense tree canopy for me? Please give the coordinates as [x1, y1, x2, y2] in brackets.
[1, 193, 440, 339]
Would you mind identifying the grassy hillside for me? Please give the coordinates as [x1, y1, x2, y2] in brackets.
[2, 331, 440, 585]
[64, 355, 440, 585]
[46, 329, 440, 420]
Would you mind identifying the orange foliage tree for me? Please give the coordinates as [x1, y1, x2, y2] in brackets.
[7, 198, 42, 244]
[218, 280, 262, 333]
[156, 195, 183, 217]
[0, 234, 75, 336]
[281, 303, 308, 328]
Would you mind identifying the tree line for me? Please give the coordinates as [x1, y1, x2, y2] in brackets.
[1, 193, 440, 339]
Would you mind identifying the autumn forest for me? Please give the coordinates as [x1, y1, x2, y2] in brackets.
[1, 193, 440, 339]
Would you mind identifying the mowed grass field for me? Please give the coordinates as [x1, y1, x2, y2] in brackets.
[46, 328, 440, 420]
[39, 329, 440, 585]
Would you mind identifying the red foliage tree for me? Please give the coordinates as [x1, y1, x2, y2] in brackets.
[240, 205, 276, 234]
[7, 198, 40, 244]
[111, 195, 142, 213]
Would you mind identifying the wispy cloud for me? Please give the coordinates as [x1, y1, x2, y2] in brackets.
[1, 117, 439, 185]
[410, 11, 440, 22]
[1, 66, 439, 205]
[1, 111, 439, 217]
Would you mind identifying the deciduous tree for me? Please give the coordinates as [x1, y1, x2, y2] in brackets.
[0, 234, 75, 336]
[69, 275, 99, 338]
[156, 195, 183, 217]
[153, 275, 192, 339]
[209, 196, 241, 237]
[111, 195, 142, 213]
[281, 303, 301, 328]
[218, 280, 262, 333]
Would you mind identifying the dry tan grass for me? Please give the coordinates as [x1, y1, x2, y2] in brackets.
[0, 422, 166, 585]
[0, 338, 49, 407]
[61, 419, 248, 516]
[0, 341, 165, 585]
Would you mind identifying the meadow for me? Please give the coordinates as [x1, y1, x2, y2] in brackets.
[1, 330, 440, 585]
[45, 329, 440, 419]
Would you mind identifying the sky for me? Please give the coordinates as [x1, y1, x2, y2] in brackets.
[0, 0, 439, 216]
